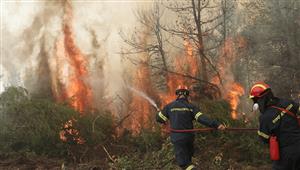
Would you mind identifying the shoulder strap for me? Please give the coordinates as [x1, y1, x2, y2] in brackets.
[271, 105, 296, 118]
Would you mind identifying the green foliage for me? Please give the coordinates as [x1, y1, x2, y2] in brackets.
[195, 99, 269, 167]
[0, 86, 115, 162]
[0, 86, 75, 156]
[112, 99, 269, 169]
[63, 111, 114, 162]
[109, 125, 177, 169]
[128, 127, 163, 152]
[110, 137, 176, 170]
[0, 88, 270, 168]
[114, 125, 163, 156]
[197, 99, 232, 124]
[75, 112, 114, 147]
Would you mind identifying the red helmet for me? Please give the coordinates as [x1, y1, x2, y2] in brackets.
[249, 82, 270, 99]
[176, 85, 189, 96]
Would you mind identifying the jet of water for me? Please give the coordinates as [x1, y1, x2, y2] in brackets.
[127, 86, 159, 111]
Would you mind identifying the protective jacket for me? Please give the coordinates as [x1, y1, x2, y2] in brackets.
[258, 98, 300, 170]
[258, 98, 300, 147]
[156, 98, 220, 142]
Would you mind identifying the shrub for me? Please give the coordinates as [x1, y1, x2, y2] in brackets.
[0, 86, 115, 162]
[0, 86, 75, 156]
[195, 99, 269, 165]
[110, 137, 176, 170]
[63, 110, 114, 162]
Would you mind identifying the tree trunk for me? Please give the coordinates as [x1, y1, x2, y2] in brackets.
[192, 0, 208, 82]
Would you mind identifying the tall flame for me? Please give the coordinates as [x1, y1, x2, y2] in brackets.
[227, 83, 245, 119]
[211, 37, 247, 119]
[128, 62, 154, 134]
[125, 27, 157, 134]
[159, 39, 199, 105]
[126, 38, 199, 134]
[52, 0, 92, 113]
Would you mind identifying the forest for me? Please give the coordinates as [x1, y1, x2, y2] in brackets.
[1, 0, 300, 169]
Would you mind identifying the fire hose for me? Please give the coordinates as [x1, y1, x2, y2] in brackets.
[149, 104, 258, 133]
[165, 127, 258, 133]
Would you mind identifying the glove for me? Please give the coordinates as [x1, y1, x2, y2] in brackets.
[217, 124, 226, 130]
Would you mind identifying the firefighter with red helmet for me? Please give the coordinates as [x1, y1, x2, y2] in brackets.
[250, 82, 300, 170]
[156, 85, 225, 170]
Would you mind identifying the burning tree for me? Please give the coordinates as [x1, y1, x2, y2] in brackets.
[118, 0, 248, 132]
[162, 0, 250, 119]
[51, 0, 93, 113]
[162, 0, 235, 94]
[120, 2, 169, 92]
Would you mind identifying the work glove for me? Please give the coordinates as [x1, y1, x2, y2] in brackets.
[217, 124, 226, 130]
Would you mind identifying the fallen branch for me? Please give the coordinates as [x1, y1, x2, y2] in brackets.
[102, 145, 115, 163]
[92, 115, 101, 133]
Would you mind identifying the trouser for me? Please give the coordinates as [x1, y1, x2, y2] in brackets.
[272, 141, 300, 170]
[173, 137, 196, 170]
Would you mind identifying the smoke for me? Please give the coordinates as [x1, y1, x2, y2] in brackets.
[2, 1, 63, 94]
[1, 0, 155, 112]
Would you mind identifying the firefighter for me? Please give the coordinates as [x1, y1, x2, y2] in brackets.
[156, 85, 225, 170]
[250, 82, 300, 170]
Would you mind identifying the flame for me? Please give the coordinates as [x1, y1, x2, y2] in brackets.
[183, 39, 199, 77]
[226, 83, 245, 119]
[48, 1, 91, 143]
[125, 38, 200, 134]
[51, 0, 92, 113]
[159, 39, 199, 105]
[127, 61, 155, 134]
[125, 34, 247, 134]
[59, 119, 85, 144]
[124, 26, 157, 134]
[211, 37, 247, 119]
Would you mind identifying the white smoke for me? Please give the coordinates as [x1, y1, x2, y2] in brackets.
[2, 1, 63, 93]
[1, 0, 152, 104]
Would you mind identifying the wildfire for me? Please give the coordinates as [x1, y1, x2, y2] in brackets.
[52, 0, 92, 113]
[49, 1, 92, 143]
[183, 39, 199, 78]
[159, 39, 199, 105]
[126, 34, 246, 133]
[128, 62, 154, 134]
[211, 37, 247, 119]
[126, 38, 199, 134]
[125, 26, 158, 134]
[226, 83, 245, 119]
[59, 119, 85, 144]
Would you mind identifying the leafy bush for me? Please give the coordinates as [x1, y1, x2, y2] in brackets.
[0, 87, 270, 168]
[0, 86, 115, 162]
[0, 86, 75, 156]
[111, 99, 269, 169]
[127, 127, 162, 152]
[63, 111, 114, 162]
[110, 137, 176, 170]
[195, 99, 269, 166]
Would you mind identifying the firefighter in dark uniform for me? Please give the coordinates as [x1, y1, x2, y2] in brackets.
[156, 85, 225, 170]
[250, 82, 300, 170]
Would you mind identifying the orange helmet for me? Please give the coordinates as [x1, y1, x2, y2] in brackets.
[249, 82, 270, 99]
[176, 85, 189, 96]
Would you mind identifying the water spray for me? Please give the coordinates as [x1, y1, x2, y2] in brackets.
[126, 86, 259, 133]
[127, 86, 160, 111]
